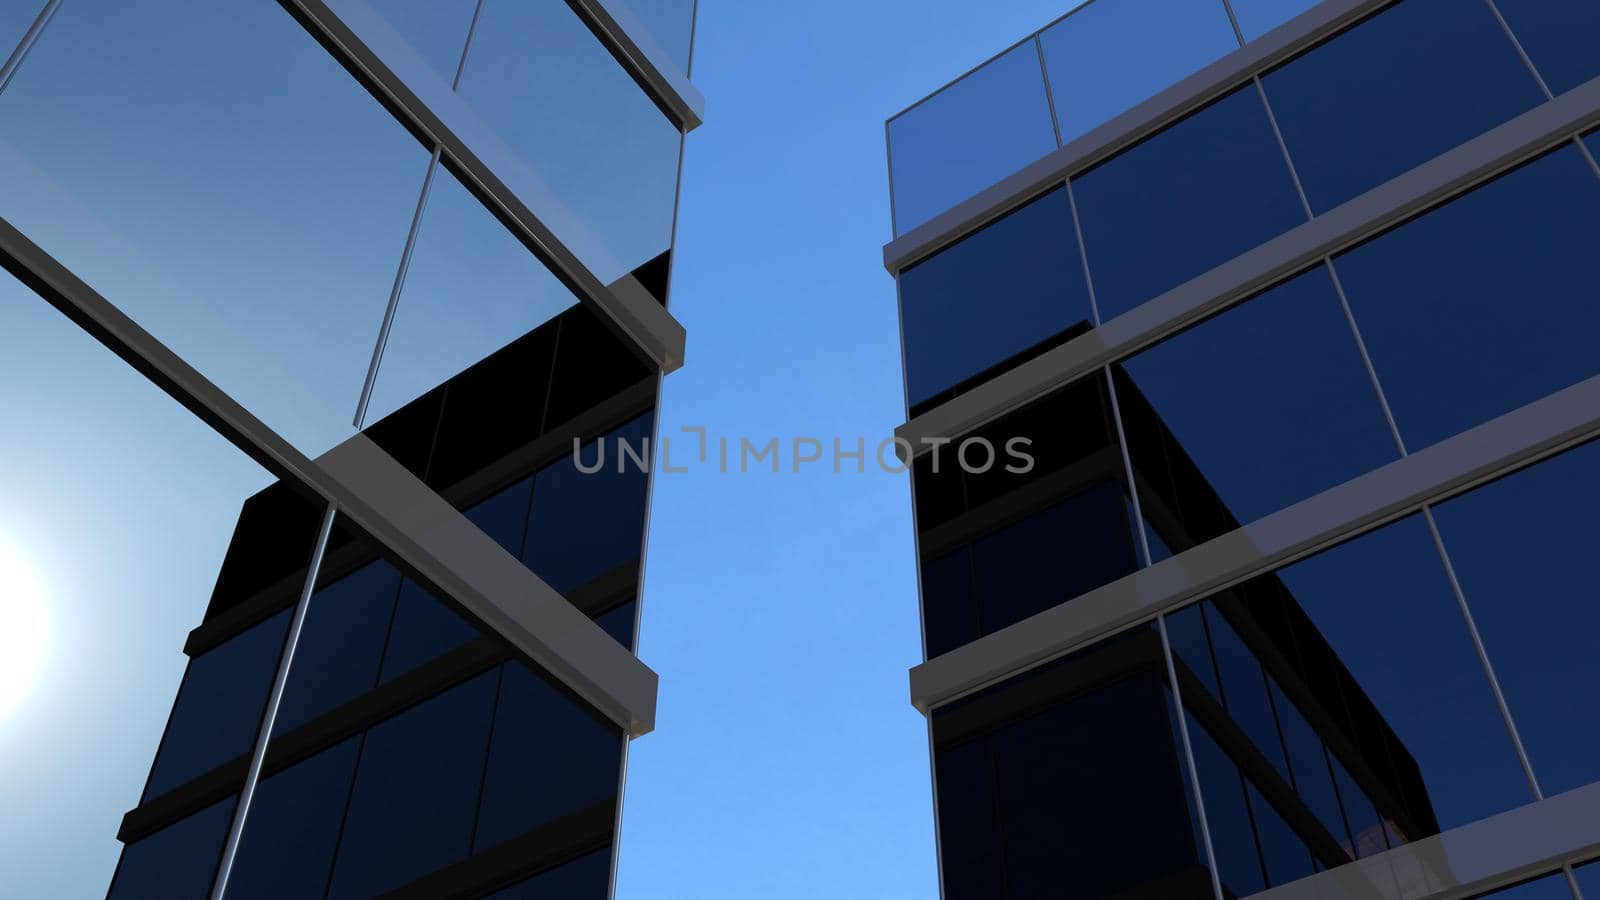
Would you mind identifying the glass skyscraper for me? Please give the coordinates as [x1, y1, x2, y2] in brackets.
[885, 1, 1600, 898]
[0, 0, 700, 897]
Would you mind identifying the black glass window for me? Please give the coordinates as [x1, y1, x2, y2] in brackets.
[931, 739, 1007, 900]
[1430, 438, 1600, 798]
[1186, 710, 1267, 897]
[473, 662, 623, 852]
[465, 476, 535, 556]
[273, 560, 401, 735]
[144, 610, 289, 800]
[1261, 0, 1543, 213]
[378, 579, 480, 682]
[594, 599, 639, 651]
[326, 670, 499, 898]
[1117, 268, 1398, 548]
[107, 798, 233, 900]
[483, 848, 613, 900]
[523, 414, 652, 594]
[897, 188, 1092, 412]
[1332, 145, 1600, 451]
[1496, 0, 1600, 96]
[1072, 85, 1305, 323]
[225, 738, 361, 900]
[920, 548, 977, 659]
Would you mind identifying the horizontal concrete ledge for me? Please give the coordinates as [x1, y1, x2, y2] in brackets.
[1254, 780, 1600, 900]
[894, 73, 1600, 460]
[286, 0, 687, 374]
[908, 371, 1600, 714]
[883, 0, 1390, 273]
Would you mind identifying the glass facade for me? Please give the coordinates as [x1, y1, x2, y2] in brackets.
[890, 2, 1600, 899]
[0, 0, 696, 897]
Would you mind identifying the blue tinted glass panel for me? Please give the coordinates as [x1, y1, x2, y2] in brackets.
[465, 476, 534, 555]
[1247, 783, 1316, 887]
[1118, 267, 1397, 540]
[1330, 756, 1388, 860]
[1479, 874, 1579, 899]
[107, 798, 233, 900]
[523, 415, 652, 594]
[1496, 0, 1600, 96]
[378, 578, 479, 682]
[897, 188, 1092, 411]
[274, 561, 400, 735]
[483, 848, 613, 900]
[1271, 680, 1352, 855]
[0, 0, 430, 456]
[366, 168, 579, 425]
[1186, 710, 1267, 897]
[595, 599, 639, 650]
[1576, 862, 1600, 897]
[613, 0, 695, 73]
[1430, 439, 1600, 797]
[144, 610, 290, 800]
[933, 740, 1007, 900]
[1229, 0, 1321, 40]
[1261, 0, 1543, 213]
[1040, 0, 1238, 144]
[0, 2, 42, 59]
[888, 41, 1057, 235]
[921, 549, 977, 659]
[327, 670, 498, 899]
[1206, 608, 1292, 782]
[1165, 603, 1222, 703]
[1073, 86, 1305, 322]
[459, 0, 680, 284]
[473, 662, 622, 851]
[367, 0, 477, 84]
[1332, 145, 1600, 451]
[226, 739, 361, 900]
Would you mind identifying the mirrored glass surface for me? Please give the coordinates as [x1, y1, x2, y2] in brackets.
[1496, 0, 1600, 96]
[0, 0, 44, 59]
[1576, 861, 1600, 897]
[226, 739, 362, 900]
[106, 798, 235, 900]
[367, 0, 478, 84]
[1228, 0, 1321, 41]
[1261, 0, 1543, 214]
[897, 187, 1093, 413]
[1072, 85, 1305, 323]
[0, 0, 430, 456]
[1116, 267, 1398, 550]
[484, 848, 613, 900]
[1430, 438, 1600, 798]
[1476, 874, 1578, 900]
[0, 271, 278, 898]
[1331, 145, 1600, 452]
[459, 0, 681, 285]
[1039, 0, 1239, 145]
[613, 0, 696, 73]
[888, 41, 1058, 236]
[1174, 517, 1534, 896]
[367, 164, 580, 426]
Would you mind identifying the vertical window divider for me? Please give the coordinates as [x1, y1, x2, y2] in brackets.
[1481, 0, 1555, 101]
[1034, 35, 1065, 149]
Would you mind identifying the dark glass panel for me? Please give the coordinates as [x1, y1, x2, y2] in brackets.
[1430, 438, 1600, 797]
[1332, 145, 1600, 451]
[273, 560, 401, 735]
[1118, 267, 1398, 546]
[1576, 861, 1600, 898]
[465, 476, 535, 556]
[1478, 874, 1579, 899]
[920, 548, 977, 659]
[1072, 85, 1305, 322]
[911, 452, 964, 533]
[1166, 603, 1223, 704]
[1271, 679, 1353, 856]
[326, 670, 499, 899]
[107, 798, 233, 900]
[143, 611, 290, 801]
[542, 306, 653, 431]
[1248, 783, 1317, 888]
[595, 599, 638, 651]
[203, 483, 324, 623]
[226, 738, 361, 900]
[1330, 756, 1388, 860]
[931, 739, 1007, 900]
[378, 579, 480, 683]
[367, 0, 477, 84]
[1489, 0, 1600, 96]
[897, 188, 1092, 412]
[473, 662, 623, 852]
[1186, 709, 1268, 898]
[426, 319, 558, 492]
[364, 382, 445, 484]
[523, 414, 652, 594]
[1261, 0, 1543, 212]
[960, 372, 1121, 512]
[1206, 607, 1293, 783]
[482, 847, 613, 900]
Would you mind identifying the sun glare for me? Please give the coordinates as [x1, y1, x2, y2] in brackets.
[0, 535, 49, 722]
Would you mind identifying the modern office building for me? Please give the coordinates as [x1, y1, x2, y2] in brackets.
[0, 0, 700, 897]
[884, 1, 1600, 898]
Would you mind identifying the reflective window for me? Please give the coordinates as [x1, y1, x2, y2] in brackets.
[1496, 0, 1600, 96]
[366, 166, 579, 426]
[0, 1, 43, 59]
[920, 549, 977, 659]
[465, 475, 535, 555]
[1261, 0, 1543, 213]
[614, 0, 696, 74]
[1186, 709, 1267, 897]
[473, 661, 623, 852]
[226, 739, 362, 900]
[459, 0, 681, 285]
[1072, 85, 1305, 323]
[540, 306, 653, 432]
[273, 559, 401, 735]
[1039, 0, 1239, 144]
[484, 847, 613, 900]
[143, 610, 290, 801]
[1430, 438, 1600, 797]
[524, 414, 653, 594]
[1332, 145, 1600, 452]
[897, 188, 1092, 413]
[596, 599, 640, 651]
[1116, 267, 1397, 548]
[931, 739, 1007, 900]
[1577, 861, 1600, 897]
[367, 0, 477, 84]
[107, 798, 234, 900]
[0, 0, 431, 456]
[1228, 0, 1321, 41]
[327, 670, 499, 899]
[888, 41, 1057, 235]
[1180, 515, 1533, 893]
[1477, 874, 1579, 899]
[378, 578, 480, 682]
